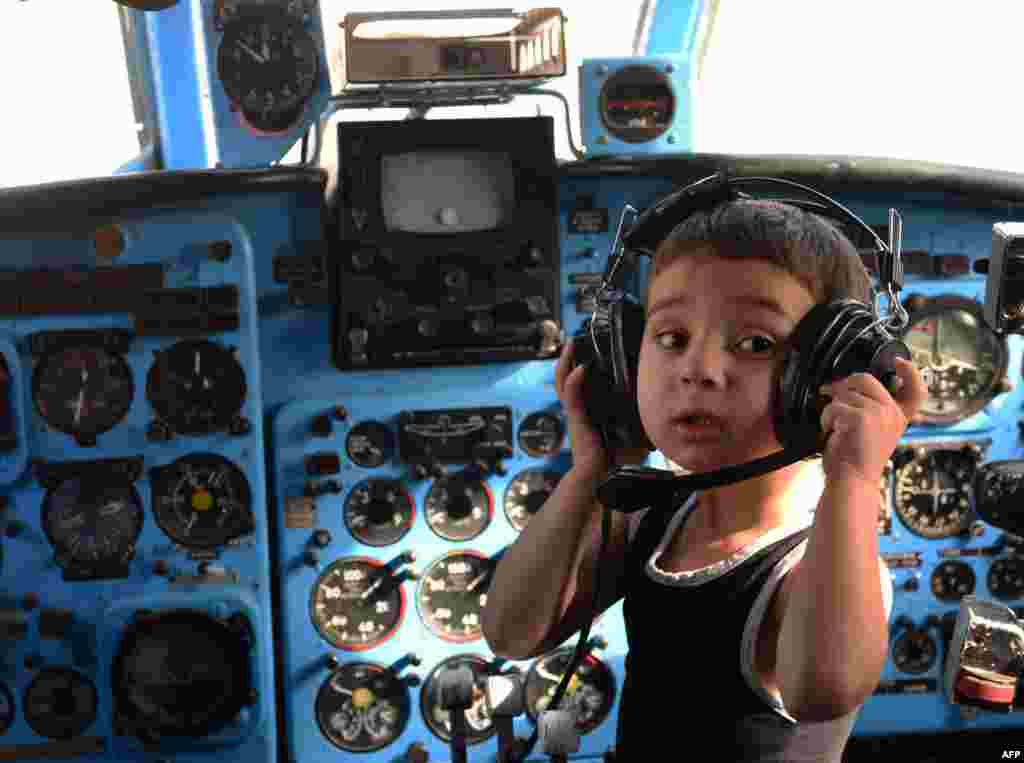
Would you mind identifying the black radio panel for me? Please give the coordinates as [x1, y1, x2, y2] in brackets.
[333, 117, 561, 369]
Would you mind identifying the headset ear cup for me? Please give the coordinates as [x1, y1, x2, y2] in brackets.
[773, 301, 853, 452]
[611, 298, 654, 451]
[774, 298, 913, 454]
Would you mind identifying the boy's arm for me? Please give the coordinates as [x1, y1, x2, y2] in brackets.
[773, 468, 890, 722]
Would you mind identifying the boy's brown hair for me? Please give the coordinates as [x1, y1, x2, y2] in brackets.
[643, 198, 874, 309]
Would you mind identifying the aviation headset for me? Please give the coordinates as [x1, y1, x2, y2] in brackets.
[569, 172, 914, 511]
[510, 173, 914, 763]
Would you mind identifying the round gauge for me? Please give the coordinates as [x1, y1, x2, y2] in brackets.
[894, 448, 976, 539]
[344, 479, 415, 546]
[42, 478, 144, 570]
[417, 551, 494, 643]
[150, 454, 253, 549]
[23, 668, 97, 740]
[987, 557, 1024, 600]
[599, 64, 676, 144]
[216, 7, 320, 133]
[111, 611, 253, 740]
[32, 345, 134, 444]
[0, 681, 13, 735]
[315, 661, 411, 753]
[891, 630, 937, 675]
[504, 469, 562, 532]
[146, 339, 246, 436]
[310, 557, 405, 651]
[901, 296, 1007, 425]
[420, 655, 495, 744]
[931, 560, 976, 602]
[346, 422, 395, 468]
[425, 475, 493, 542]
[518, 412, 564, 458]
[524, 648, 615, 734]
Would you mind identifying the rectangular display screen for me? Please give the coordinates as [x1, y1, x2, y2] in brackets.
[381, 150, 515, 234]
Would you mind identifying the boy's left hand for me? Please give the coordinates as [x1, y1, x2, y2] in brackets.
[818, 356, 929, 486]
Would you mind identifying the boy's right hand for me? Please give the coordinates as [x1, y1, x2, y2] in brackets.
[555, 339, 650, 480]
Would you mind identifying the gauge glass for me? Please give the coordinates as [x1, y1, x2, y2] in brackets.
[146, 339, 246, 435]
[33, 345, 133, 442]
[23, 668, 97, 740]
[894, 449, 975, 539]
[524, 649, 615, 733]
[42, 479, 144, 569]
[599, 65, 676, 143]
[315, 661, 411, 753]
[310, 558, 405, 651]
[343, 478, 414, 547]
[217, 9, 320, 132]
[420, 655, 495, 744]
[903, 301, 1006, 424]
[417, 551, 494, 643]
[150, 454, 253, 548]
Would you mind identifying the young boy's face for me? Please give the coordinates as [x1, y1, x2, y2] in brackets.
[638, 249, 816, 472]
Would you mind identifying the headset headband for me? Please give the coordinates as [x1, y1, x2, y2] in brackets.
[598, 172, 910, 336]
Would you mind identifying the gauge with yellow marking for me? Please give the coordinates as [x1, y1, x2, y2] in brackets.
[315, 661, 411, 753]
[150, 453, 253, 548]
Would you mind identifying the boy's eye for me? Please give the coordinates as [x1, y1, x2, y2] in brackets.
[653, 332, 777, 355]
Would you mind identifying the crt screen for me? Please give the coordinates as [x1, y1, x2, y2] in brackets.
[381, 150, 515, 234]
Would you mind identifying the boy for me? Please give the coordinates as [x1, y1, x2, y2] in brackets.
[482, 198, 926, 760]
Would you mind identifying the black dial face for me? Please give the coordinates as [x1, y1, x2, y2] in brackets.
[311, 558, 404, 651]
[417, 551, 494, 643]
[420, 655, 495, 744]
[217, 9, 320, 132]
[599, 65, 676, 143]
[23, 668, 97, 740]
[987, 556, 1024, 600]
[42, 479, 144, 569]
[902, 300, 1006, 425]
[891, 630, 938, 675]
[425, 476, 492, 541]
[315, 662, 411, 753]
[346, 421, 395, 468]
[343, 479, 414, 547]
[894, 449, 975, 539]
[525, 649, 615, 733]
[33, 346, 134, 443]
[111, 612, 252, 740]
[518, 412, 564, 457]
[150, 454, 253, 549]
[931, 560, 976, 602]
[503, 468, 562, 532]
[146, 340, 246, 436]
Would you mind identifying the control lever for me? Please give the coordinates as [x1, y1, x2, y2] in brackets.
[484, 673, 528, 763]
[538, 709, 579, 762]
[437, 665, 475, 763]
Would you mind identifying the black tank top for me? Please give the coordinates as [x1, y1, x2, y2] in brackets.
[616, 491, 830, 760]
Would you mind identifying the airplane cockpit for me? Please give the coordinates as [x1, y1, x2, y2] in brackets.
[5, 2, 1024, 761]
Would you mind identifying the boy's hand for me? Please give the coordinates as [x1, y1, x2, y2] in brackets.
[817, 356, 928, 487]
